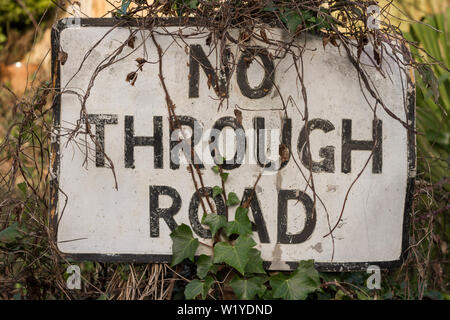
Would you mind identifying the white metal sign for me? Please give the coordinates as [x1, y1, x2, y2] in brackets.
[51, 19, 415, 271]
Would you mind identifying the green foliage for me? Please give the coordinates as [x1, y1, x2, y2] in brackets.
[201, 213, 227, 237]
[269, 260, 321, 300]
[211, 165, 220, 174]
[213, 235, 256, 275]
[225, 192, 240, 206]
[170, 167, 322, 300]
[17, 182, 27, 197]
[188, 0, 199, 9]
[406, 8, 450, 185]
[264, 5, 332, 33]
[0, 0, 54, 51]
[220, 172, 229, 182]
[0, 0, 52, 26]
[0, 222, 22, 244]
[170, 224, 199, 266]
[283, 9, 304, 33]
[212, 186, 222, 198]
[184, 276, 214, 300]
[394, 9, 450, 299]
[196, 254, 216, 279]
[0, 26, 6, 49]
[244, 248, 265, 274]
[230, 275, 267, 300]
[225, 207, 252, 237]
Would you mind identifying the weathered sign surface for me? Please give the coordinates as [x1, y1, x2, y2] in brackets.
[51, 19, 415, 271]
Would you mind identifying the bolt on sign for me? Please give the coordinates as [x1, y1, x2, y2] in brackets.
[50, 19, 415, 271]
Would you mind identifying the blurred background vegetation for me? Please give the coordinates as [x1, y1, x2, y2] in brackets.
[0, 0, 53, 52]
[0, 0, 52, 28]
[0, 0, 448, 299]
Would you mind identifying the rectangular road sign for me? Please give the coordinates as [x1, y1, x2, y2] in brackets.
[51, 19, 415, 271]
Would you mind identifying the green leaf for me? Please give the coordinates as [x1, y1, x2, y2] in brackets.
[263, 6, 277, 13]
[184, 276, 215, 300]
[184, 279, 203, 300]
[303, 10, 314, 21]
[225, 207, 252, 237]
[334, 289, 349, 300]
[230, 275, 267, 300]
[188, 0, 198, 9]
[262, 289, 275, 300]
[212, 186, 223, 198]
[220, 172, 229, 182]
[418, 64, 440, 104]
[270, 260, 320, 300]
[196, 255, 216, 279]
[170, 224, 199, 266]
[202, 276, 215, 299]
[213, 235, 256, 275]
[212, 165, 219, 174]
[245, 248, 265, 274]
[202, 213, 227, 237]
[17, 182, 27, 196]
[226, 192, 240, 206]
[284, 10, 302, 33]
[0, 223, 22, 244]
[356, 290, 370, 300]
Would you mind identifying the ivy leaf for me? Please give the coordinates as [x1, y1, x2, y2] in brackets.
[184, 279, 202, 300]
[17, 182, 27, 196]
[220, 172, 229, 182]
[170, 224, 199, 266]
[284, 10, 302, 33]
[188, 0, 199, 9]
[230, 275, 267, 300]
[225, 207, 252, 237]
[196, 255, 216, 279]
[269, 260, 320, 300]
[184, 276, 215, 300]
[262, 289, 275, 300]
[302, 10, 314, 22]
[212, 165, 219, 174]
[245, 248, 265, 274]
[316, 15, 331, 30]
[0, 223, 22, 244]
[212, 186, 223, 198]
[202, 276, 215, 299]
[334, 289, 349, 300]
[213, 235, 256, 275]
[418, 64, 440, 104]
[263, 6, 277, 12]
[226, 192, 240, 206]
[202, 213, 227, 237]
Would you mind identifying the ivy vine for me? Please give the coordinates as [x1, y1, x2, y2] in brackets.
[170, 163, 322, 300]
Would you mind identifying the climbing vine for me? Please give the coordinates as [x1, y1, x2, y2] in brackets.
[170, 163, 321, 300]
